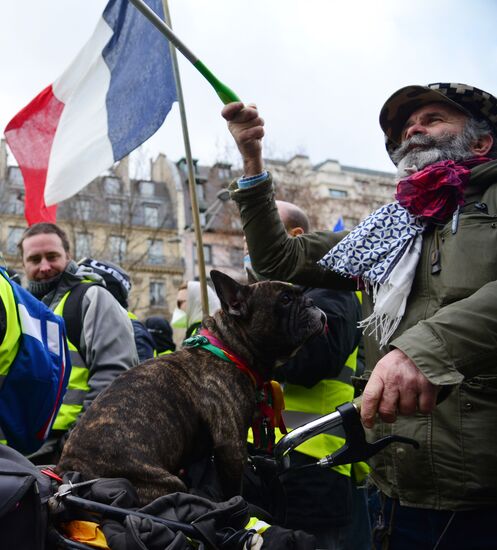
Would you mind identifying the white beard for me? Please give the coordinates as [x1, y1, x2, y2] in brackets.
[393, 132, 475, 179]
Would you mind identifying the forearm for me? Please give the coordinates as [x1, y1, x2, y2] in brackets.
[230, 175, 353, 289]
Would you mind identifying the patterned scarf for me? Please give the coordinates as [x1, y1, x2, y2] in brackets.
[319, 157, 489, 347]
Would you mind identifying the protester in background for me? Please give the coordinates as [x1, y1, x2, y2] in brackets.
[19, 223, 138, 464]
[172, 281, 220, 340]
[223, 83, 497, 548]
[244, 200, 369, 549]
[144, 316, 176, 355]
[78, 257, 155, 363]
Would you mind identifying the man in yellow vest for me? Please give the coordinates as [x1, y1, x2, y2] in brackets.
[249, 201, 370, 549]
[18, 222, 138, 464]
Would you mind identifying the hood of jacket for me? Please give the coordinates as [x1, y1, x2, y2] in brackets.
[185, 281, 220, 329]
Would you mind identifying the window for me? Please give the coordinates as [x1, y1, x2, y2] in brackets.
[9, 167, 24, 187]
[144, 205, 159, 227]
[149, 281, 165, 306]
[7, 227, 24, 255]
[7, 192, 24, 215]
[139, 181, 155, 196]
[109, 202, 123, 223]
[328, 188, 348, 198]
[109, 235, 126, 262]
[195, 181, 205, 201]
[194, 244, 212, 264]
[75, 233, 92, 260]
[104, 177, 121, 195]
[77, 199, 91, 220]
[147, 239, 164, 264]
[218, 166, 231, 180]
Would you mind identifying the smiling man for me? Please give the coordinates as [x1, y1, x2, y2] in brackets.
[19, 222, 138, 464]
[223, 82, 497, 549]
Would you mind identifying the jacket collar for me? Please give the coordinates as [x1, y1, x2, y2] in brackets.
[466, 158, 497, 197]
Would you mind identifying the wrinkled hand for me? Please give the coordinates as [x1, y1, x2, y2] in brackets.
[222, 102, 265, 176]
[361, 349, 439, 428]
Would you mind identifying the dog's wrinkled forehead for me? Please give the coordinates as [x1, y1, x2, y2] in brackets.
[251, 280, 301, 298]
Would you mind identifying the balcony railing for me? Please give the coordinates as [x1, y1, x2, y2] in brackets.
[123, 253, 184, 270]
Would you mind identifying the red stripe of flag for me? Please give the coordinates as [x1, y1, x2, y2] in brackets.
[4, 85, 64, 225]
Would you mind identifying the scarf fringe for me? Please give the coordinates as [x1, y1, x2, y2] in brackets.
[358, 281, 402, 347]
[358, 311, 402, 349]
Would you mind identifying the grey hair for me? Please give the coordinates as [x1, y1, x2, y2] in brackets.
[463, 117, 497, 159]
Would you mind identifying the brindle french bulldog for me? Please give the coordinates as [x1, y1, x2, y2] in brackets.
[57, 270, 325, 505]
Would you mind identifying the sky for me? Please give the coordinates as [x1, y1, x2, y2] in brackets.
[1, 0, 497, 179]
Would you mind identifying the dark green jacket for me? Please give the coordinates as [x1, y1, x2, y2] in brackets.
[230, 160, 497, 510]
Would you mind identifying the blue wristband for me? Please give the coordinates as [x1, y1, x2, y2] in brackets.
[238, 171, 269, 189]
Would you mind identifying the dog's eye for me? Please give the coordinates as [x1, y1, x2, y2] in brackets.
[280, 292, 292, 305]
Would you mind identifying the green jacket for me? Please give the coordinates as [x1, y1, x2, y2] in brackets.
[230, 159, 497, 510]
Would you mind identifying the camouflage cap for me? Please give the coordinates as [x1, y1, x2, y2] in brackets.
[380, 82, 497, 162]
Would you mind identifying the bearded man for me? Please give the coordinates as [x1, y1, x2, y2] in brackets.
[222, 83, 497, 549]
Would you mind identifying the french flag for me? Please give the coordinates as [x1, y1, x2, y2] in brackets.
[4, 0, 177, 225]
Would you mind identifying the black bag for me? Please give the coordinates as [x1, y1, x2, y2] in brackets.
[0, 445, 53, 550]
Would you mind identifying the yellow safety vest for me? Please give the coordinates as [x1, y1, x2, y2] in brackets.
[52, 286, 91, 431]
[275, 347, 359, 477]
[250, 291, 370, 481]
[0, 273, 22, 446]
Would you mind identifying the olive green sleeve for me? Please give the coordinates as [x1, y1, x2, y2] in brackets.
[229, 174, 354, 290]
[391, 279, 497, 384]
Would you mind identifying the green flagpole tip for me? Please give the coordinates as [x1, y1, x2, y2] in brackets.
[194, 60, 241, 104]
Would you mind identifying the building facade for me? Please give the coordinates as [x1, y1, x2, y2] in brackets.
[265, 154, 396, 232]
[0, 140, 396, 320]
[0, 140, 185, 319]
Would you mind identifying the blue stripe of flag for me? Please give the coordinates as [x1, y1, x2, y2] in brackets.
[102, 0, 177, 161]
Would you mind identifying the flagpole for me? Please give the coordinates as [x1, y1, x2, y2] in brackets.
[129, 0, 240, 105]
[161, 0, 209, 317]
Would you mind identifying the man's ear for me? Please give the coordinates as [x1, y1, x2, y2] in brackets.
[210, 270, 249, 317]
[471, 133, 494, 156]
[289, 226, 304, 237]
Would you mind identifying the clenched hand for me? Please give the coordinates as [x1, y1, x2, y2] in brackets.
[361, 349, 439, 428]
[222, 102, 265, 177]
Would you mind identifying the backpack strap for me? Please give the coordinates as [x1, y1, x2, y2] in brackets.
[62, 282, 103, 362]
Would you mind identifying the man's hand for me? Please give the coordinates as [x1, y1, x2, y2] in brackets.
[222, 102, 265, 177]
[361, 349, 439, 428]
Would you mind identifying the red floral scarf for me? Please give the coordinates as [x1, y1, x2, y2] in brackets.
[395, 157, 491, 222]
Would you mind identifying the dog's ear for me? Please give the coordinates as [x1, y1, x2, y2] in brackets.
[210, 270, 250, 317]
